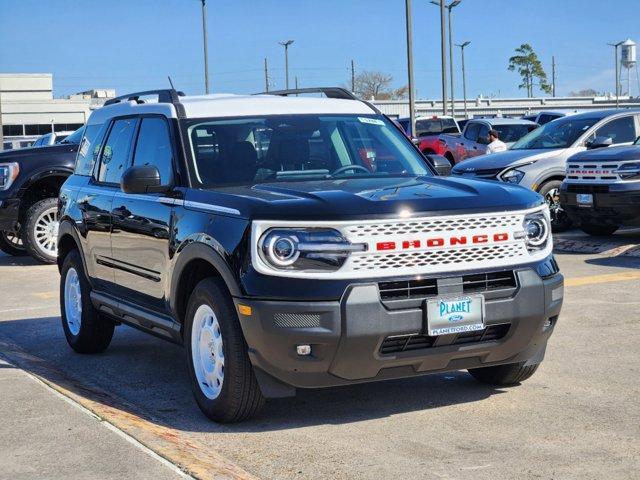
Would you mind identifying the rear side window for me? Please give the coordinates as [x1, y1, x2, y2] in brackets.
[464, 123, 480, 141]
[75, 124, 105, 176]
[97, 118, 137, 184]
[594, 116, 637, 144]
[132, 117, 174, 184]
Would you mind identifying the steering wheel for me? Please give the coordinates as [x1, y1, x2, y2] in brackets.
[332, 165, 370, 176]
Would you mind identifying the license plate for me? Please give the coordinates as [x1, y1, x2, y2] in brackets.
[426, 295, 485, 336]
[577, 193, 593, 207]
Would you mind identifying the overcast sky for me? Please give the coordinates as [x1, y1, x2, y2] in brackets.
[1, 0, 638, 99]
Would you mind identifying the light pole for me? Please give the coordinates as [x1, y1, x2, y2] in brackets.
[405, 0, 417, 137]
[279, 40, 294, 90]
[608, 41, 623, 107]
[200, 0, 210, 94]
[456, 41, 470, 119]
[430, 0, 449, 115]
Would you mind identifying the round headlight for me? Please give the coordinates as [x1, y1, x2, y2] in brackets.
[262, 232, 300, 267]
[524, 216, 548, 247]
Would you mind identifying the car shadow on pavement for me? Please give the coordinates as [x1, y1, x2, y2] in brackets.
[0, 316, 505, 434]
[0, 253, 45, 267]
[585, 255, 640, 269]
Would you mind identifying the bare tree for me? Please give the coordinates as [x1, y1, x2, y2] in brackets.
[350, 71, 407, 100]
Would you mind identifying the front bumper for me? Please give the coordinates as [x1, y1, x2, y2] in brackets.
[0, 198, 20, 231]
[235, 267, 563, 394]
[560, 183, 640, 226]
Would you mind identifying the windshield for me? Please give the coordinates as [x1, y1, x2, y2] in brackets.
[511, 117, 600, 150]
[60, 126, 86, 145]
[183, 114, 433, 187]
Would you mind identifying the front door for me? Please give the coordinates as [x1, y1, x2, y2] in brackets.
[110, 116, 176, 313]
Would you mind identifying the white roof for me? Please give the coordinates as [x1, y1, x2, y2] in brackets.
[87, 93, 375, 125]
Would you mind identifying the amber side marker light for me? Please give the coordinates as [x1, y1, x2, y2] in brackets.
[237, 304, 253, 316]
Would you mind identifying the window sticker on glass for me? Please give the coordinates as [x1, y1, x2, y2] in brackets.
[358, 117, 385, 126]
[79, 138, 90, 158]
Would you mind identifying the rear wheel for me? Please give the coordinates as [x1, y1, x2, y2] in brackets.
[23, 197, 59, 264]
[468, 361, 540, 386]
[0, 225, 27, 256]
[538, 180, 572, 232]
[185, 278, 264, 423]
[579, 222, 619, 237]
[60, 249, 114, 353]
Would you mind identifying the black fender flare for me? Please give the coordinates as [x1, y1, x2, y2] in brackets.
[56, 219, 87, 276]
[18, 168, 73, 196]
[169, 241, 242, 309]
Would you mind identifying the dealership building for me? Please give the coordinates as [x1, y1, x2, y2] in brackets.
[0, 73, 114, 149]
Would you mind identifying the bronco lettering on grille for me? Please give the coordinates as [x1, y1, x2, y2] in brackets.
[375, 232, 510, 252]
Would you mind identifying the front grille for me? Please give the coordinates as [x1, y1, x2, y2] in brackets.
[566, 184, 610, 193]
[472, 167, 503, 179]
[351, 244, 524, 272]
[380, 324, 510, 354]
[566, 160, 638, 183]
[378, 270, 516, 300]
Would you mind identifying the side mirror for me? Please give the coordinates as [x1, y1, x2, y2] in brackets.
[428, 155, 452, 176]
[586, 136, 613, 149]
[121, 165, 166, 194]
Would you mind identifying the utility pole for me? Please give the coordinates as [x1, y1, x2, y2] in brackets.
[200, 0, 210, 94]
[279, 40, 294, 90]
[295, 76, 299, 90]
[0, 82, 4, 152]
[447, 1, 461, 116]
[439, 0, 448, 115]
[405, 0, 417, 137]
[552, 56, 556, 97]
[264, 58, 269, 92]
[608, 41, 622, 107]
[456, 41, 470, 119]
[351, 59, 356, 93]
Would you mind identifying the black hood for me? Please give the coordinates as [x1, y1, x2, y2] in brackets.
[569, 144, 640, 163]
[0, 143, 78, 164]
[187, 176, 543, 220]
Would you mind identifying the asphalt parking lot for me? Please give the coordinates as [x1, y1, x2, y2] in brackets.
[1, 230, 639, 480]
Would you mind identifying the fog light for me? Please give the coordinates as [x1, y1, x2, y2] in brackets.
[296, 344, 312, 356]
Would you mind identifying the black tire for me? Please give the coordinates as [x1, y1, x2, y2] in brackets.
[185, 278, 264, 423]
[23, 197, 59, 264]
[579, 223, 619, 237]
[468, 361, 539, 386]
[60, 249, 114, 354]
[0, 227, 27, 256]
[444, 152, 456, 166]
[538, 180, 572, 232]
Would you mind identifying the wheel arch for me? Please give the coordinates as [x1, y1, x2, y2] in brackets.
[18, 169, 72, 218]
[534, 173, 565, 192]
[170, 242, 242, 327]
[57, 220, 86, 274]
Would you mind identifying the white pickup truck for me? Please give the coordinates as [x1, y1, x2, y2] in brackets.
[439, 118, 538, 165]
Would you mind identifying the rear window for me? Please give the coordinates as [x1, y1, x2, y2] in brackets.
[415, 118, 458, 136]
[493, 124, 538, 143]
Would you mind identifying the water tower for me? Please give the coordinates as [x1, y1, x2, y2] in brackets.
[620, 39, 637, 96]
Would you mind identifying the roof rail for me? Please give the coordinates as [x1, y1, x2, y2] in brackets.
[103, 89, 185, 106]
[259, 87, 358, 100]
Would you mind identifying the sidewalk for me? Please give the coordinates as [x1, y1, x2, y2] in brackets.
[0, 357, 187, 480]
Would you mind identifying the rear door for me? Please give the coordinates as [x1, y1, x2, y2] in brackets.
[109, 115, 176, 312]
[80, 117, 138, 291]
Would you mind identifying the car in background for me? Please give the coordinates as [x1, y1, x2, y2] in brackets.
[438, 118, 538, 165]
[31, 131, 75, 148]
[560, 138, 640, 236]
[397, 115, 460, 139]
[523, 110, 584, 126]
[0, 126, 84, 262]
[451, 109, 640, 231]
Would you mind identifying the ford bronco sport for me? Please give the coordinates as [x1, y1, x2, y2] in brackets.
[57, 88, 563, 422]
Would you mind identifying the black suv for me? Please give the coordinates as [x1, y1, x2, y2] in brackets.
[0, 127, 84, 262]
[58, 88, 564, 422]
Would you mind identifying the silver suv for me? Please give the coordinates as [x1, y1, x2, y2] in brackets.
[451, 109, 640, 230]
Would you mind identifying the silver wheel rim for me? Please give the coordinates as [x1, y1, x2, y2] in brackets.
[64, 268, 82, 336]
[34, 207, 58, 256]
[2, 224, 24, 250]
[545, 187, 567, 226]
[191, 304, 225, 400]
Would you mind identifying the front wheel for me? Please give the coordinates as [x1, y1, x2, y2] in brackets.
[538, 180, 572, 232]
[23, 197, 59, 263]
[580, 222, 619, 237]
[468, 361, 540, 386]
[185, 278, 264, 423]
[0, 225, 27, 256]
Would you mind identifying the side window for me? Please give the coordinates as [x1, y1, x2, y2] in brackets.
[464, 123, 480, 141]
[97, 118, 137, 184]
[75, 124, 106, 176]
[132, 117, 174, 184]
[595, 116, 637, 144]
[476, 124, 490, 142]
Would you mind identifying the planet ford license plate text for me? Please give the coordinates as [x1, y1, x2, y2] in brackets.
[577, 193, 593, 207]
[426, 295, 485, 336]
